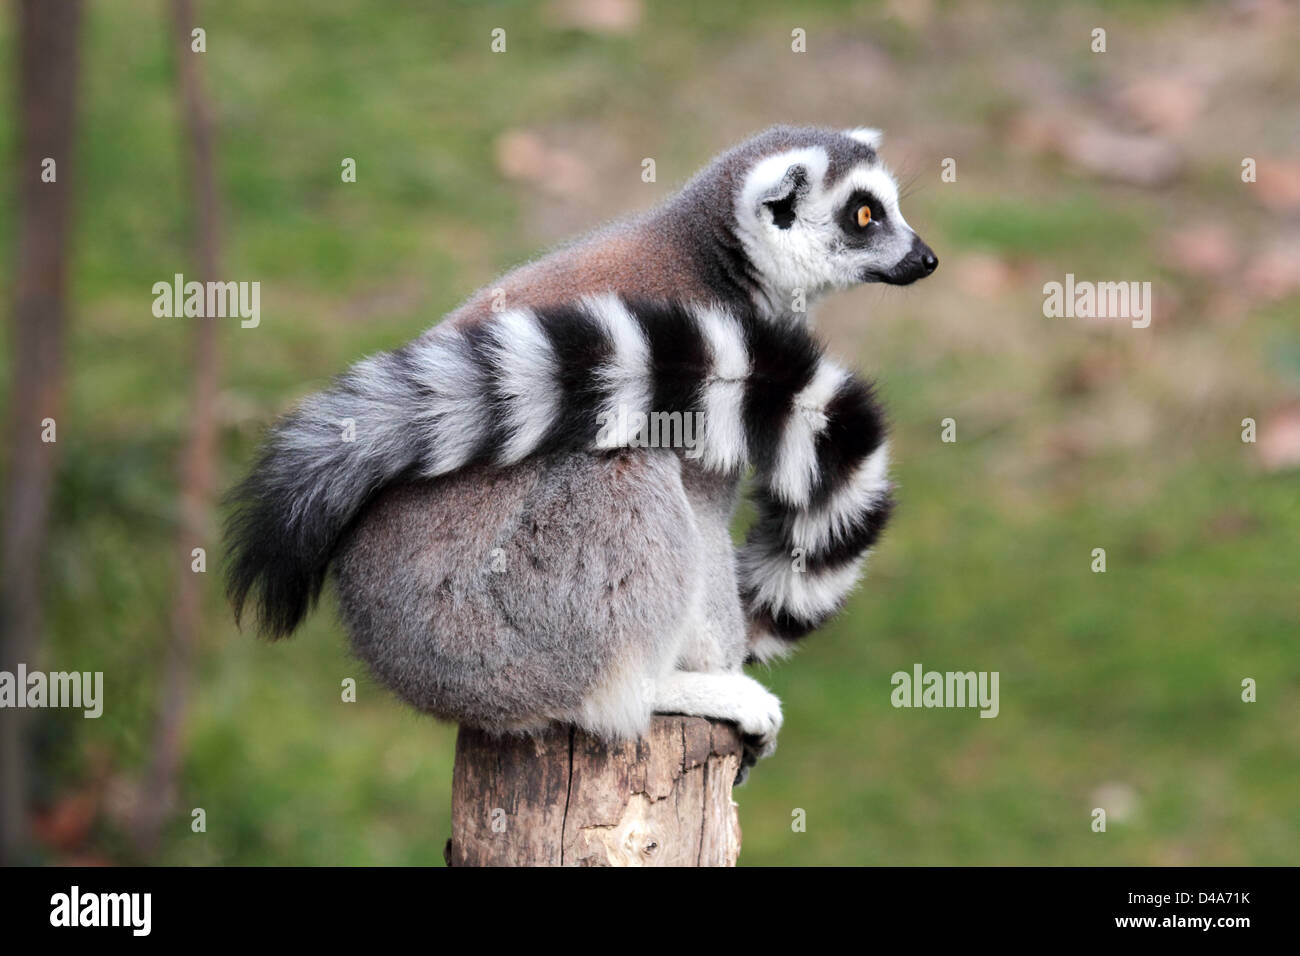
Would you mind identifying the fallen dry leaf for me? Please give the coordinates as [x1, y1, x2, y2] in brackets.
[951, 252, 1020, 299]
[1254, 158, 1300, 212]
[1159, 225, 1240, 278]
[1257, 406, 1300, 472]
[545, 0, 642, 35]
[1063, 121, 1183, 187]
[1242, 234, 1300, 302]
[1114, 74, 1208, 134]
[494, 129, 592, 198]
[1009, 110, 1182, 186]
[1091, 781, 1140, 823]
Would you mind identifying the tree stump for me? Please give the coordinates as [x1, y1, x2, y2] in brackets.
[447, 716, 744, 866]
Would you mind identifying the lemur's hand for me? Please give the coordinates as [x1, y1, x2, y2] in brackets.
[735, 682, 783, 785]
[652, 671, 782, 785]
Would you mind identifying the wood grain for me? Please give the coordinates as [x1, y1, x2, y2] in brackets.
[448, 716, 743, 866]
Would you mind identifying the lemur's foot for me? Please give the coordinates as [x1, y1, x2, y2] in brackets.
[652, 671, 783, 785]
[736, 696, 782, 786]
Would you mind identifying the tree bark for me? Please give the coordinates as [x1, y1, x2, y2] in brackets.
[0, 0, 83, 867]
[448, 716, 744, 867]
[133, 0, 222, 854]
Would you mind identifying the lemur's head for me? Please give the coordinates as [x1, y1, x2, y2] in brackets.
[725, 125, 937, 309]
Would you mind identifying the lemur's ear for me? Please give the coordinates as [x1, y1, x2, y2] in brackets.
[845, 127, 883, 150]
[757, 163, 809, 230]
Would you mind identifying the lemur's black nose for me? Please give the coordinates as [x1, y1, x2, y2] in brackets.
[878, 236, 940, 285]
[911, 237, 938, 275]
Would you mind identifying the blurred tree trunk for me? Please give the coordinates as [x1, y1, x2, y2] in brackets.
[133, 0, 222, 855]
[0, 0, 84, 867]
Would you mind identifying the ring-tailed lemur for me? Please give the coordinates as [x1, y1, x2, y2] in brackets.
[226, 126, 937, 776]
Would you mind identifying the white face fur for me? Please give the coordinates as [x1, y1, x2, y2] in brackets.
[733, 128, 934, 313]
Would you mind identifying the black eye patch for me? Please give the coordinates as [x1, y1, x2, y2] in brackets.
[838, 191, 884, 243]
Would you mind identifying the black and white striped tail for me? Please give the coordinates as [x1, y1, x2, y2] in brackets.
[226, 293, 893, 650]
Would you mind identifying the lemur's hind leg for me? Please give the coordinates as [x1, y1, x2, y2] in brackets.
[335, 445, 784, 776]
[334, 448, 702, 737]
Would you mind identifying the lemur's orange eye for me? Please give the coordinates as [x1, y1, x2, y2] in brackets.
[856, 205, 872, 227]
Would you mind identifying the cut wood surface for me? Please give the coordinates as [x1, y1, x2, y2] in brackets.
[448, 716, 743, 866]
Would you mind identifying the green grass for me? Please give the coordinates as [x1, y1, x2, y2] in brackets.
[1, 0, 1297, 865]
